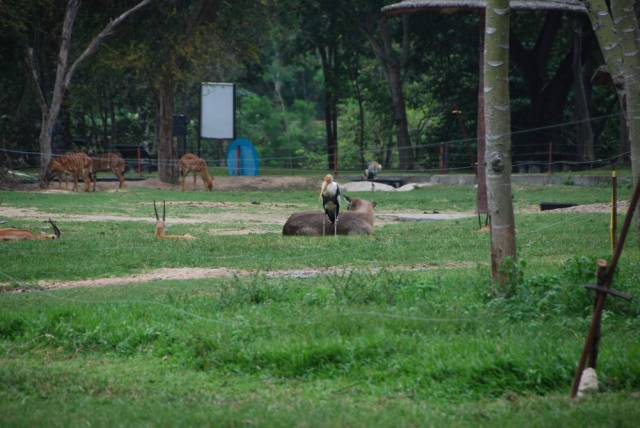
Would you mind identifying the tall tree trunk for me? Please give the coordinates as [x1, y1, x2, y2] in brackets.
[573, 17, 594, 163]
[586, 0, 640, 240]
[387, 60, 414, 170]
[476, 10, 488, 214]
[611, 0, 640, 239]
[484, 0, 517, 285]
[109, 88, 118, 148]
[157, 76, 178, 183]
[318, 46, 339, 173]
[32, 0, 80, 183]
[365, 16, 414, 171]
[24, 0, 151, 186]
[349, 64, 366, 169]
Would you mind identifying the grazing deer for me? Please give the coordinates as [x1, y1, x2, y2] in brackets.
[153, 200, 196, 240]
[283, 197, 376, 236]
[0, 218, 61, 241]
[179, 153, 214, 191]
[91, 152, 126, 190]
[44, 152, 93, 192]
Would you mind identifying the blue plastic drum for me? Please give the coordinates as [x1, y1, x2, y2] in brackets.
[227, 138, 259, 176]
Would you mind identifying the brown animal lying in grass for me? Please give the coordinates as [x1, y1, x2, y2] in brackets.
[0, 219, 61, 241]
[282, 197, 375, 236]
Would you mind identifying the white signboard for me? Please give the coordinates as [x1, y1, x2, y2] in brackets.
[200, 83, 235, 139]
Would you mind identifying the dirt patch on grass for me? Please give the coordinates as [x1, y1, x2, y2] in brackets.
[23, 176, 320, 192]
[110, 176, 322, 192]
[12, 262, 475, 291]
[542, 201, 630, 213]
[0, 204, 290, 230]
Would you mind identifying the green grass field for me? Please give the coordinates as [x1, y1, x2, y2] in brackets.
[1, 184, 639, 427]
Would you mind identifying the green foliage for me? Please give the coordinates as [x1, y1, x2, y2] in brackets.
[0, 186, 639, 425]
[482, 255, 640, 322]
[237, 91, 325, 169]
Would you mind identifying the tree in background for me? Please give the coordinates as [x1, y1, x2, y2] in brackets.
[296, 0, 354, 174]
[585, 0, 640, 240]
[484, 0, 516, 285]
[21, 0, 151, 185]
[359, 2, 415, 171]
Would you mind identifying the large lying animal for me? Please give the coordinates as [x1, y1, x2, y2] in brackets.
[282, 197, 375, 236]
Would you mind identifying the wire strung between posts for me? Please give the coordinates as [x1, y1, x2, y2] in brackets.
[1, 148, 630, 177]
[0, 111, 627, 169]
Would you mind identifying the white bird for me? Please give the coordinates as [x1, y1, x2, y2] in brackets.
[320, 174, 341, 236]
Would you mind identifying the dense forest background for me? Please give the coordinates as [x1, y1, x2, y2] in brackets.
[0, 0, 629, 176]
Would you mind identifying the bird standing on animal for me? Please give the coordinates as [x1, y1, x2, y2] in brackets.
[320, 174, 341, 236]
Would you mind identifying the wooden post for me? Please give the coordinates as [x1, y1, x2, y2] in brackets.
[611, 170, 617, 254]
[587, 260, 608, 369]
[571, 178, 640, 398]
[137, 146, 142, 176]
[548, 140, 553, 175]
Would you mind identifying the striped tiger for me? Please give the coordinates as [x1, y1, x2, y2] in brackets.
[44, 152, 93, 192]
[91, 152, 126, 190]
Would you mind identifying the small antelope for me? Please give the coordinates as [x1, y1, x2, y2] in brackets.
[283, 197, 376, 236]
[44, 152, 93, 192]
[0, 218, 61, 241]
[153, 200, 196, 240]
[91, 152, 126, 190]
[179, 153, 214, 191]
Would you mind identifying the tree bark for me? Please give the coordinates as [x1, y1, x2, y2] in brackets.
[365, 16, 415, 170]
[25, 0, 152, 186]
[510, 13, 582, 164]
[477, 10, 488, 214]
[157, 76, 178, 183]
[318, 46, 339, 173]
[349, 64, 366, 169]
[611, 0, 640, 239]
[573, 16, 594, 163]
[586, 0, 640, 240]
[484, 0, 517, 284]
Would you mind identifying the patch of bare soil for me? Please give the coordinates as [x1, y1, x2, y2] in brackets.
[0, 205, 291, 231]
[23, 262, 475, 291]
[124, 176, 320, 191]
[541, 201, 630, 214]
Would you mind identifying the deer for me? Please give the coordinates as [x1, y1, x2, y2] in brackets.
[91, 152, 126, 190]
[179, 153, 214, 191]
[283, 197, 376, 236]
[0, 218, 61, 241]
[153, 200, 196, 240]
[44, 152, 93, 192]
